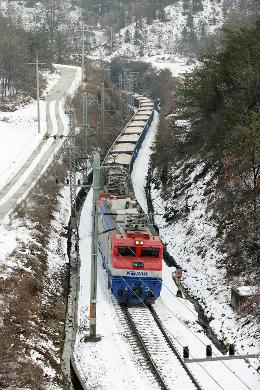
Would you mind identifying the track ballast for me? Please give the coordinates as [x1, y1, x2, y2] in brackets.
[121, 304, 203, 390]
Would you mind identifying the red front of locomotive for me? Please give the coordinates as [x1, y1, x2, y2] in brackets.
[111, 231, 163, 272]
[108, 231, 163, 303]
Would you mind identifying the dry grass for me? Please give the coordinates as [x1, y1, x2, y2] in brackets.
[0, 154, 68, 388]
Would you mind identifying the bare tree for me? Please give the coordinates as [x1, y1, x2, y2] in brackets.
[0, 13, 32, 98]
[40, 0, 70, 60]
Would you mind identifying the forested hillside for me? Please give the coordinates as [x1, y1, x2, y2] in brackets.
[1, 0, 258, 102]
[0, 1, 259, 388]
[154, 18, 260, 308]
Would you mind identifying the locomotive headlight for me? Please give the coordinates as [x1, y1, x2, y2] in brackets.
[135, 240, 144, 245]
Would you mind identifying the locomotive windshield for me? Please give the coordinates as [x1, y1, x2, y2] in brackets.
[117, 246, 136, 256]
[140, 248, 159, 257]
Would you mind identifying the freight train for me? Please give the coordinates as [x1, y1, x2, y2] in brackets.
[98, 95, 163, 304]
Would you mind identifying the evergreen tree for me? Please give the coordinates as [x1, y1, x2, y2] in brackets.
[124, 29, 131, 43]
[192, 0, 204, 13]
[158, 1, 166, 22]
[147, 0, 157, 23]
[198, 20, 207, 39]
[186, 12, 197, 43]
[172, 20, 260, 269]
[26, 28, 50, 62]
[222, 0, 230, 18]
[134, 22, 143, 44]
[186, 11, 195, 29]
[182, 0, 191, 15]
[182, 21, 260, 207]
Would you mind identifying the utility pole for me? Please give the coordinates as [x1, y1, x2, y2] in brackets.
[123, 68, 128, 92]
[123, 69, 134, 119]
[27, 51, 46, 134]
[78, 22, 103, 84]
[129, 72, 134, 112]
[67, 109, 78, 233]
[119, 73, 123, 119]
[77, 22, 87, 85]
[100, 83, 105, 156]
[82, 92, 88, 156]
[82, 92, 88, 183]
[130, 71, 138, 111]
[99, 46, 102, 66]
[110, 26, 113, 54]
[81, 27, 85, 84]
[170, 30, 174, 55]
[127, 74, 131, 117]
[85, 153, 101, 342]
[123, 69, 129, 118]
[36, 51, 41, 134]
[144, 29, 148, 48]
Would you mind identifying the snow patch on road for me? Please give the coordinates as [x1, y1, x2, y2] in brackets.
[53, 64, 82, 98]
[0, 65, 81, 268]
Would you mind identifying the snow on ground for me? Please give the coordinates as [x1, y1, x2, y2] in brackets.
[54, 63, 82, 98]
[88, 0, 238, 76]
[0, 100, 44, 189]
[0, 68, 58, 268]
[155, 264, 260, 390]
[45, 186, 70, 289]
[150, 162, 260, 356]
[0, 224, 30, 278]
[145, 55, 196, 76]
[0, 69, 60, 191]
[0, 0, 80, 31]
[0, 65, 81, 268]
[75, 111, 260, 389]
[152, 166, 259, 356]
[132, 111, 260, 389]
[0, 65, 81, 197]
[28, 185, 71, 387]
[42, 69, 62, 97]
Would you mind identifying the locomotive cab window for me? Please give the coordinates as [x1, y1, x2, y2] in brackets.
[140, 248, 159, 257]
[117, 246, 136, 256]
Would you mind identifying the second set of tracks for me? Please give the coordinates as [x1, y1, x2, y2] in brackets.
[121, 303, 203, 390]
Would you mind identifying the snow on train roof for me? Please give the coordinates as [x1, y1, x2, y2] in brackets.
[107, 153, 132, 166]
[116, 134, 140, 143]
[112, 143, 136, 153]
[136, 95, 149, 99]
[140, 103, 154, 108]
[127, 120, 147, 127]
[134, 115, 151, 121]
[139, 100, 152, 105]
[123, 126, 144, 135]
[137, 109, 153, 115]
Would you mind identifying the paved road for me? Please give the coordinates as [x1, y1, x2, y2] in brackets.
[0, 66, 78, 223]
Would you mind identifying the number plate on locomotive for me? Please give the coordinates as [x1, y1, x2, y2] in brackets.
[133, 262, 144, 268]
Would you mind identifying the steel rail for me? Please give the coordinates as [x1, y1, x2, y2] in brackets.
[149, 306, 203, 390]
[121, 304, 171, 390]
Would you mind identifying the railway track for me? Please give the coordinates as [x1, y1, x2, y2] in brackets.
[72, 92, 203, 390]
[121, 304, 203, 390]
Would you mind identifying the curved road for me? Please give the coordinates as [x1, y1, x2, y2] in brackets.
[0, 66, 78, 223]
